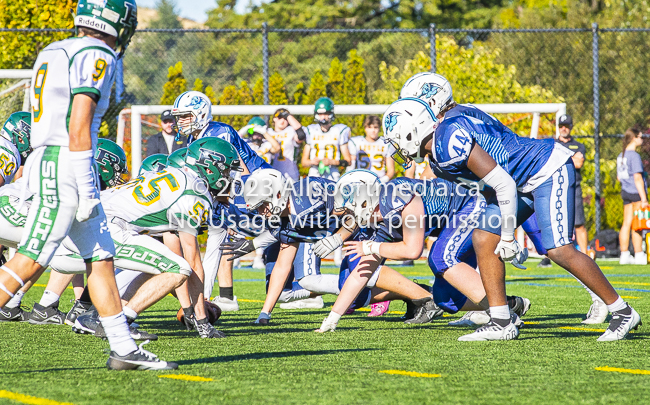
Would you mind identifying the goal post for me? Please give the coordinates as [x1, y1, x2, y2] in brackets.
[120, 103, 566, 176]
[0, 69, 32, 114]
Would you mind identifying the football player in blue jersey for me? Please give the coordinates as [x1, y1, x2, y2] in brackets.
[383, 72, 640, 341]
[241, 168, 439, 325]
[316, 170, 530, 332]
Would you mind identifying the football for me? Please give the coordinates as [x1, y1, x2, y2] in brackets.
[176, 300, 222, 326]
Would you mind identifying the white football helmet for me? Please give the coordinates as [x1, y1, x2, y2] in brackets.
[171, 91, 213, 135]
[382, 98, 437, 168]
[400, 72, 454, 118]
[244, 168, 291, 215]
[335, 170, 382, 227]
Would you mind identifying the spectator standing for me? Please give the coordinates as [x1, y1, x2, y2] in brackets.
[146, 110, 187, 156]
[616, 127, 648, 265]
[556, 115, 588, 254]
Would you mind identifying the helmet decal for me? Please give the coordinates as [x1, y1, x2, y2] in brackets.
[418, 83, 441, 100]
[384, 112, 400, 133]
[186, 96, 208, 110]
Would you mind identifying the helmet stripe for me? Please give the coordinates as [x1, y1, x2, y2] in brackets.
[399, 97, 438, 122]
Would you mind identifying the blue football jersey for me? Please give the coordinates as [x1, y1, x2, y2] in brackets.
[189, 121, 271, 173]
[433, 104, 557, 190]
[270, 177, 339, 244]
[377, 177, 475, 242]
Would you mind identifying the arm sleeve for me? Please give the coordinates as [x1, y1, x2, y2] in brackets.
[252, 230, 278, 249]
[296, 127, 306, 141]
[69, 48, 116, 100]
[481, 165, 518, 241]
[630, 153, 644, 174]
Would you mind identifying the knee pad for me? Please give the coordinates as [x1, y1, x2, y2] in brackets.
[298, 274, 340, 295]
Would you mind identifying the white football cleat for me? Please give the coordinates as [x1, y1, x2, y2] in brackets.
[448, 311, 490, 327]
[458, 317, 520, 341]
[634, 252, 647, 265]
[582, 299, 608, 324]
[211, 296, 239, 312]
[597, 305, 641, 341]
[279, 296, 324, 310]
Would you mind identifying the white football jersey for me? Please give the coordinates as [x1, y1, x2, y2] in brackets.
[349, 136, 392, 178]
[305, 123, 350, 177]
[29, 36, 116, 150]
[102, 166, 212, 236]
[0, 137, 20, 184]
[0, 177, 32, 226]
[248, 140, 274, 164]
[414, 158, 429, 179]
[268, 126, 300, 181]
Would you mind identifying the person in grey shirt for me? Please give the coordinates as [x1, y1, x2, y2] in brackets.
[146, 110, 187, 156]
[617, 127, 648, 265]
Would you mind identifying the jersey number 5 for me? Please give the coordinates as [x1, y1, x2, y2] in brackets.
[33, 63, 48, 122]
[133, 174, 179, 206]
[0, 153, 16, 177]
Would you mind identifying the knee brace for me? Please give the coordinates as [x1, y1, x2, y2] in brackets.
[0, 265, 25, 298]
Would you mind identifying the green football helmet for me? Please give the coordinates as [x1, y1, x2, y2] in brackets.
[186, 137, 243, 192]
[314, 97, 335, 125]
[95, 138, 128, 189]
[167, 148, 188, 169]
[139, 154, 167, 175]
[75, 0, 138, 58]
[248, 117, 266, 127]
[0, 112, 32, 165]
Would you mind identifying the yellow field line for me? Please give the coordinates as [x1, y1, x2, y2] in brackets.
[238, 298, 265, 303]
[159, 374, 213, 382]
[559, 326, 606, 332]
[355, 307, 405, 315]
[379, 370, 441, 378]
[595, 366, 650, 375]
[620, 296, 641, 299]
[0, 390, 74, 405]
[34, 284, 72, 290]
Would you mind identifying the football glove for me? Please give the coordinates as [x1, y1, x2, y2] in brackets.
[220, 238, 255, 261]
[315, 311, 341, 333]
[495, 239, 527, 270]
[254, 311, 271, 325]
[313, 234, 343, 258]
[76, 198, 100, 222]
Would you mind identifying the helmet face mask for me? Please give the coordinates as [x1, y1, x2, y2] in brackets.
[171, 92, 213, 136]
[75, 0, 138, 59]
[95, 138, 128, 189]
[314, 97, 335, 126]
[243, 169, 290, 219]
[1, 112, 32, 164]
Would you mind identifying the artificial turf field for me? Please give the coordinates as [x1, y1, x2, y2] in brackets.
[1, 260, 650, 405]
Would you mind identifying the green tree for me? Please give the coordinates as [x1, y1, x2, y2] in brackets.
[302, 70, 327, 125]
[192, 78, 204, 92]
[0, 0, 76, 70]
[339, 50, 367, 134]
[326, 58, 344, 103]
[252, 77, 265, 105]
[160, 61, 187, 105]
[292, 82, 307, 104]
[149, 0, 182, 29]
[269, 72, 289, 105]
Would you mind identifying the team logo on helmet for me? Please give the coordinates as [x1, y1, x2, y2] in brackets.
[384, 112, 400, 133]
[186, 96, 207, 110]
[196, 148, 226, 170]
[418, 83, 441, 100]
[341, 183, 359, 207]
[96, 148, 121, 170]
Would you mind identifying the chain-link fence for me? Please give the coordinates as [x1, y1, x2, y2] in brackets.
[4, 25, 650, 239]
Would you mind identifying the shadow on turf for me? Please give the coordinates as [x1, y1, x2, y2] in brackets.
[175, 348, 377, 366]
[1, 366, 104, 375]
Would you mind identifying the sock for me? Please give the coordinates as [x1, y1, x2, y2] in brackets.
[79, 287, 91, 304]
[99, 312, 138, 356]
[477, 296, 489, 310]
[607, 297, 627, 313]
[219, 286, 234, 301]
[123, 306, 138, 322]
[490, 305, 510, 320]
[506, 295, 517, 309]
[573, 276, 601, 302]
[39, 290, 60, 307]
[5, 290, 24, 309]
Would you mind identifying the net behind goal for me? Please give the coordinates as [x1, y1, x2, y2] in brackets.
[0, 70, 32, 118]
[119, 103, 567, 176]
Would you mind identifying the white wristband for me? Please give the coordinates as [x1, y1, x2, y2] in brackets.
[362, 240, 382, 256]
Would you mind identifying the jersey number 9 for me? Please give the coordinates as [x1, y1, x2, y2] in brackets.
[33, 63, 48, 123]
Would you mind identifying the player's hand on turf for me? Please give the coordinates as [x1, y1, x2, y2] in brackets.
[76, 198, 100, 222]
[313, 234, 343, 258]
[495, 239, 527, 269]
[220, 238, 255, 261]
[254, 312, 271, 325]
[315, 313, 339, 333]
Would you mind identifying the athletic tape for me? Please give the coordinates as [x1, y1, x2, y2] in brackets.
[0, 265, 24, 287]
[0, 281, 14, 298]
